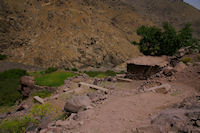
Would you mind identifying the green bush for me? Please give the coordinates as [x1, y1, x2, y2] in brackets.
[71, 68, 78, 72]
[135, 22, 199, 56]
[44, 67, 58, 74]
[31, 104, 53, 119]
[32, 90, 54, 98]
[0, 69, 28, 106]
[0, 54, 7, 60]
[181, 57, 192, 64]
[65, 68, 70, 71]
[0, 115, 35, 133]
[132, 41, 138, 45]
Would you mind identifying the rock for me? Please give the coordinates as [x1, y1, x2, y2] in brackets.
[40, 129, 48, 133]
[55, 120, 70, 126]
[174, 62, 187, 72]
[147, 84, 171, 94]
[20, 76, 35, 87]
[163, 66, 176, 76]
[63, 88, 70, 92]
[117, 77, 133, 82]
[19, 76, 35, 97]
[187, 62, 193, 66]
[34, 96, 44, 104]
[196, 120, 200, 127]
[37, 117, 51, 131]
[16, 104, 28, 112]
[64, 95, 92, 113]
[52, 94, 59, 100]
[116, 74, 126, 78]
[87, 91, 107, 103]
[146, 96, 200, 133]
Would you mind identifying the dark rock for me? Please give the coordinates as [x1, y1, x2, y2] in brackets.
[149, 96, 200, 132]
[64, 95, 92, 113]
[163, 66, 176, 77]
[16, 104, 28, 112]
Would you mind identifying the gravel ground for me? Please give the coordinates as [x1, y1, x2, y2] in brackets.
[0, 61, 44, 72]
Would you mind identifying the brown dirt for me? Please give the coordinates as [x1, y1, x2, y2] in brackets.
[0, 61, 43, 72]
[67, 65, 200, 133]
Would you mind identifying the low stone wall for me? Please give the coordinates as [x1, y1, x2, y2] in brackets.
[126, 64, 162, 80]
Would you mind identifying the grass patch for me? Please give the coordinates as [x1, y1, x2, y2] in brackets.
[0, 103, 55, 133]
[181, 57, 192, 64]
[44, 67, 58, 74]
[33, 71, 78, 87]
[0, 69, 27, 106]
[84, 70, 116, 78]
[0, 115, 36, 133]
[32, 90, 54, 98]
[0, 54, 7, 60]
[31, 103, 53, 119]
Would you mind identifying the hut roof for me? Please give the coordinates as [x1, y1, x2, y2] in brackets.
[127, 56, 169, 67]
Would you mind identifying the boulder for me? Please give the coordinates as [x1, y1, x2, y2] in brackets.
[174, 62, 187, 72]
[163, 66, 176, 76]
[64, 95, 92, 113]
[33, 96, 44, 104]
[147, 84, 171, 94]
[19, 76, 35, 97]
[20, 76, 35, 87]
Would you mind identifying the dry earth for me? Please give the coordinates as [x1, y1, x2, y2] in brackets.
[38, 64, 199, 133]
[71, 80, 198, 133]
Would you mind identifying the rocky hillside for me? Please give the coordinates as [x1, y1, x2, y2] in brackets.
[0, 0, 200, 68]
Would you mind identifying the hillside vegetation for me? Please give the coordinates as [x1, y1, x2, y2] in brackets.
[0, 0, 200, 68]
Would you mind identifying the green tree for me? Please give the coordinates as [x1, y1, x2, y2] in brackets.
[135, 22, 199, 56]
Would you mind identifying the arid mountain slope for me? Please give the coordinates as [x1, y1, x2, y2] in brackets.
[122, 0, 200, 37]
[0, 0, 199, 68]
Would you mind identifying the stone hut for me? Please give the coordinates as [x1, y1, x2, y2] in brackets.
[126, 56, 169, 80]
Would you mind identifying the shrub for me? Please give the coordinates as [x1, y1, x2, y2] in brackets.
[132, 41, 138, 45]
[65, 68, 70, 71]
[181, 57, 192, 64]
[0, 69, 28, 106]
[0, 54, 7, 60]
[32, 90, 54, 98]
[135, 22, 199, 56]
[0, 115, 35, 133]
[31, 104, 53, 119]
[71, 68, 78, 72]
[44, 67, 58, 74]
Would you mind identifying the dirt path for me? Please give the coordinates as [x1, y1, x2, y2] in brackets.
[0, 61, 43, 72]
[71, 79, 197, 133]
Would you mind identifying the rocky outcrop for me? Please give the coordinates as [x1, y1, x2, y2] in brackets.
[138, 96, 200, 133]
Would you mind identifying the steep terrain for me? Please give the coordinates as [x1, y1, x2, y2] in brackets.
[0, 0, 200, 68]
